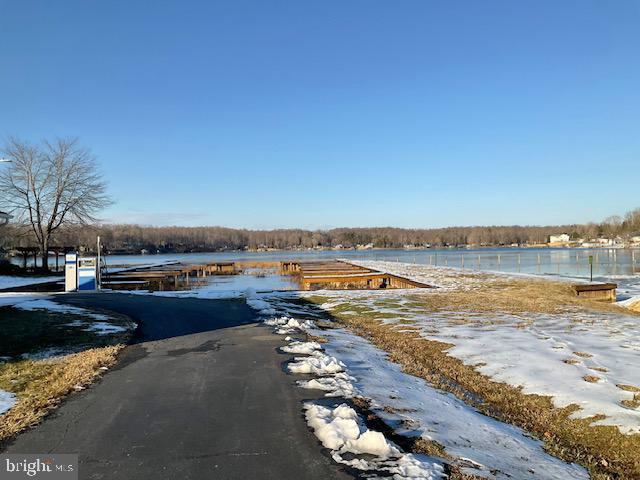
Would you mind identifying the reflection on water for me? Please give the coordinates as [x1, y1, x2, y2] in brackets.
[196, 273, 299, 293]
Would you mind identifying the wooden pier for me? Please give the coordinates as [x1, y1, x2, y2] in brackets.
[292, 260, 432, 291]
[103, 262, 238, 291]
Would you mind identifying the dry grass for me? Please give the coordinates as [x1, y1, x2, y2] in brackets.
[618, 385, 640, 393]
[621, 396, 640, 410]
[405, 276, 634, 317]
[309, 279, 640, 479]
[0, 346, 122, 442]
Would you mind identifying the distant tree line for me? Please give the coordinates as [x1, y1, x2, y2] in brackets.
[2, 207, 639, 255]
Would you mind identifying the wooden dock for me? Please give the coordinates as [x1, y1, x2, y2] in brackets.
[103, 262, 238, 291]
[288, 260, 432, 291]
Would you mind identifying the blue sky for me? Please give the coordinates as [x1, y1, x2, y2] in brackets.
[1, 1, 639, 229]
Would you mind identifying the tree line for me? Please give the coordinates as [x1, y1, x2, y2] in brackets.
[2, 211, 639, 256]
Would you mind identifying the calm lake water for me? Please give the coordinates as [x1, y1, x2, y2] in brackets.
[8, 247, 640, 298]
[98, 247, 639, 280]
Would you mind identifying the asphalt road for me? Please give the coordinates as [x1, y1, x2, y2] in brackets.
[2, 293, 354, 480]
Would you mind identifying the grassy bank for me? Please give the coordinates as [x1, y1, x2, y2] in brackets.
[0, 305, 134, 442]
[306, 277, 640, 479]
[0, 346, 122, 442]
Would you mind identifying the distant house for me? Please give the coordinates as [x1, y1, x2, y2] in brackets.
[549, 233, 570, 244]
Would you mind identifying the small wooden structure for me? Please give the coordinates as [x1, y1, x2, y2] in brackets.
[208, 262, 236, 274]
[572, 283, 617, 302]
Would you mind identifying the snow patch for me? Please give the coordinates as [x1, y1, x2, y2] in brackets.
[0, 389, 16, 416]
[304, 402, 444, 479]
[280, 341, 322, 355]
[297, 373, 357, 398]
[287, 353, 345, 375]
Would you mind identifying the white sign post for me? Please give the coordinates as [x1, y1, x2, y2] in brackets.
[65, 253, 78, 292]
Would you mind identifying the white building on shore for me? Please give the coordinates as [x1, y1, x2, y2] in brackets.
[549, 233, 570, 244]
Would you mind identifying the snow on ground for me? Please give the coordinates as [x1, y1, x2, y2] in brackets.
[0, 293, 133, 348]
[84, 321, 128, 335]
[12, 298, 112, 321]
[319, 261, 640, 434]
[346, 259, 497, 291]
[252, 295, 590, 480]
[0, 389, 16, 416]
[0, 275, 62, 290]
[609, 274, 640, 309]
[318, 324, 589, 479]
[261, 314, 446, 479]
[0, 292, 41, 307]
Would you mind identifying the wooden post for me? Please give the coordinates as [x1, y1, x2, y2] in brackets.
[517, 253, 521, 273]
[477, 254, 480, 270]
[461, 255, 464, 269]
[497, 254, 501, 270]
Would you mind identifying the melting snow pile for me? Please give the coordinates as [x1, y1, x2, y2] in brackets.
[304, 402, 444, 479]
[264, 316, 313, 335]
[280, 341, 322, 355]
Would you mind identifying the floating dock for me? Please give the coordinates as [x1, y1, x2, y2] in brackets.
[283, 260, 432, 291]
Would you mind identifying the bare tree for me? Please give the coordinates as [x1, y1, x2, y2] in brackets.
[0, 137, 111, 271]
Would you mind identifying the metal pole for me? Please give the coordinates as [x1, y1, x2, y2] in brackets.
[97, 236, 101, 290]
